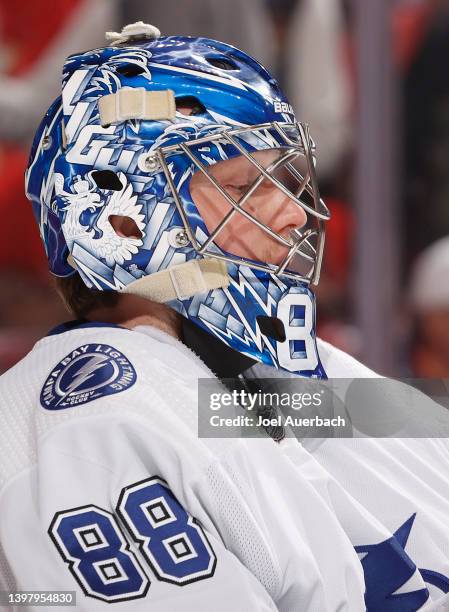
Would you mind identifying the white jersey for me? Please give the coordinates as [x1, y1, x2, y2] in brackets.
[0, 322, 448, 611]
[251, 343, 449, 607]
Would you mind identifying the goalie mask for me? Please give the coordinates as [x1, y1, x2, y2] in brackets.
[26, 23, 330, 378]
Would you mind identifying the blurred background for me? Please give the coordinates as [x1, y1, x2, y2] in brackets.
[0, 0, 448, 377]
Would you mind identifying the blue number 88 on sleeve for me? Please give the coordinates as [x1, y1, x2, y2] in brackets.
[49, 506, 149, 602]
[117, 477, 216, 585]
[49, 477, 216, 603]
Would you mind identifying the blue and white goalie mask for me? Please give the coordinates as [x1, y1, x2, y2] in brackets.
[26, 22, 331, 378]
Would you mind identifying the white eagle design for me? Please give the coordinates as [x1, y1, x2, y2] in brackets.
[55, 172, 145, 267]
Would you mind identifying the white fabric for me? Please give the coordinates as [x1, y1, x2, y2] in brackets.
[0, 324, 448, 610]
[249, 340, 449, 604]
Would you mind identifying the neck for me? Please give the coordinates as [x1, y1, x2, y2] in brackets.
[87, 294, 182, 339]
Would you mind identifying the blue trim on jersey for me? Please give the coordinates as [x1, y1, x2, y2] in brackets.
[47, 320, 125, 337]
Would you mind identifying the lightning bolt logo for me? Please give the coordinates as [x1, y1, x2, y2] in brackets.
[41, 343, 136, 410]
[55, 354, 112, 407]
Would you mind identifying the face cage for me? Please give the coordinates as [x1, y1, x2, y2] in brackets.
[156, 121, 330, 284]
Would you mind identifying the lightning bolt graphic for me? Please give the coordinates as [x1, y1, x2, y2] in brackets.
[193, 267, 286, 364]
[55, 354, 110, 407]
[226, 269, 285, 357]
[224, 286, 275, 356]
[200, 315, 253, 348]
[231, 271, 281, 315]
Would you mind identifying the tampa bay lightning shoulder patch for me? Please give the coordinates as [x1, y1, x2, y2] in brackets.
[40, 344, 137, 410]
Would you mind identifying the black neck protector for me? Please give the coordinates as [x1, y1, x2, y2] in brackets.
[181, 316, 257, 378]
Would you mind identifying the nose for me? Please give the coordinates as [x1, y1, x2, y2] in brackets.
[280, 193, 308, 231]
[249, 184, 307, 235]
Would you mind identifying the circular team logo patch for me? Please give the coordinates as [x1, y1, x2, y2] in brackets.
[40, 344, 137, 410]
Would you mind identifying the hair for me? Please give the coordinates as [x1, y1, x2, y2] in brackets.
[55, 273, 120, 319]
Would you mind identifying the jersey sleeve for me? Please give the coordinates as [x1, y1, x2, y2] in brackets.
[197, 437, 367, 611]
[0, 400, 278, 611]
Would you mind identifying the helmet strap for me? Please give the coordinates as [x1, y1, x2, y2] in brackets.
[122, 258, 229, 303]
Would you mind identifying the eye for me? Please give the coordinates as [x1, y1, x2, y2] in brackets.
[207, 57, 238, 71]
[91, 170, 123, 191]
[115, 63, 145, 77]
[226, 183, 247, 193]
[175, 96, 206, 116]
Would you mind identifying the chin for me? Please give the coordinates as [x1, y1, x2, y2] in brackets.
[258, 246, 290, 267]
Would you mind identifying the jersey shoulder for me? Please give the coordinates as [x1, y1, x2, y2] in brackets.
[0, 322, 212, 493]
[0, 324, 134, 407]
[316, 338, 380, 378]
[0, 321, 210, 406]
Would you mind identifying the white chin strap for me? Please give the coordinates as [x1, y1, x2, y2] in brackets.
[121, 259, 229, 303]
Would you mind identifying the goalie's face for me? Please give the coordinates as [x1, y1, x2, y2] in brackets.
[190, 150, 308, 266]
